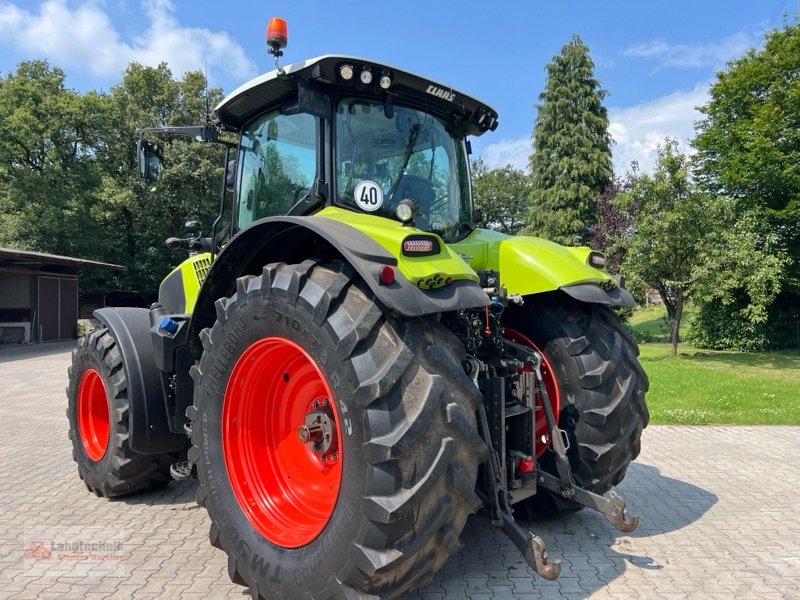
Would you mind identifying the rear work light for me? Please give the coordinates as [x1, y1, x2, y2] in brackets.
[402, 236, 440, 257]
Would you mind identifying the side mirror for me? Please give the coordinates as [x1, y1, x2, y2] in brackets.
[185, 220, 201, 235]
[137, 139, 164, 183]
[225, 158, 237, 193]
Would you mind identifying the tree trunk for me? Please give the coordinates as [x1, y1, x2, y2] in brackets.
[658, 284, 684, 357]
[668, 292, 684, 357]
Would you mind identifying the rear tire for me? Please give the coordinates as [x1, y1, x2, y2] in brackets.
[66, 326, 174, 497]
[505, 294, 649, 517]
[189, 261, 487, 599]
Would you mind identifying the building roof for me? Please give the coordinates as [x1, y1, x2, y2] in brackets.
[0, 247, 125, 273]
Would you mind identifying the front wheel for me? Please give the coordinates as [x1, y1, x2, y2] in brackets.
[504, 294, 649, 516]
[189, 261, 486, 599]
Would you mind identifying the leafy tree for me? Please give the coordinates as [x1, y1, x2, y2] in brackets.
[0, 61, 108, 260]
[592, 176, 636, 275]
[0, 60, 226, 295]
[694, 19, 800, 294]
[525, 34, 612, 244]
[471, 158, 530, 235]
[619, 140, 786, 356]
[98, 63, 226, 293]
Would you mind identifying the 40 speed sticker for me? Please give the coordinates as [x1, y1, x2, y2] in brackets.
[354, 180, 384, 212]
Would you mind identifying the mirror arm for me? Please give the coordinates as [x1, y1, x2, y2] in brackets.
[138, 124, 219, 142]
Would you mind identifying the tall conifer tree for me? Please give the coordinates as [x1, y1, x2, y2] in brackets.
[526, 35, 612, 244]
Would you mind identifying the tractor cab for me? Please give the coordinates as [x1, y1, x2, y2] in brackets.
[215, 54, 498, 242]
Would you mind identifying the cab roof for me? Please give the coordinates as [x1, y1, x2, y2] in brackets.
[215, 55, 499, 137]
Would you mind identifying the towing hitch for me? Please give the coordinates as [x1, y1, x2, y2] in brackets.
[499, 508, 562, 580]
[536, 471, 640, 533]
[531, 348, 639, 533]
[469, 342, 639, 581]
[475, 395, 562, 580]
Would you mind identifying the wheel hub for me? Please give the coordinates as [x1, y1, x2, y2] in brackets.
[297, 402, 338, 460]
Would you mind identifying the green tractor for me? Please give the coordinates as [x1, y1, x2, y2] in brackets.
[67, 19, 648, 599]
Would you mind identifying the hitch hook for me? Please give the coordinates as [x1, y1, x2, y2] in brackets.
[500, 510, 562, 580]
[606, 494, 639, 533]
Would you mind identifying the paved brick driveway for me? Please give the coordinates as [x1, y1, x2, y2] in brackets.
[0, 343, 798, 599]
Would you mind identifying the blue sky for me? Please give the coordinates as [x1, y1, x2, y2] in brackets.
[0, 1, 794, 173]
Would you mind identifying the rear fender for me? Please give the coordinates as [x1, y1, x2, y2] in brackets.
[185, 215, 488, 359]
[450, 229, 634, 306]
[93, 307, 186, 454]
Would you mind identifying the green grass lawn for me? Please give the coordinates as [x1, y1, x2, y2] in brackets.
[629, 304, 697, 343]
[628, 305, 800, 425]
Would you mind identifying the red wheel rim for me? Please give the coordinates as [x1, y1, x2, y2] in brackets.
[77, 368, 111, 462]
[222, 337, 342, 548]
[504, 328, 561, 458]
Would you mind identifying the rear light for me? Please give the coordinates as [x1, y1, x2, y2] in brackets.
[588, 252, 606, 268]
[401, 235, 440, 257]
[518, 457, 535, 473]
[404, 239, 433, 253]
[378, 265, 395, 285]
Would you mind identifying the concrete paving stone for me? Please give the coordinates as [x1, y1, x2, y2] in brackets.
[463, 577, 492, 594]
[2, 343, 800, 599]
[510, 577, 538, 593]
[437, 586, 469, 598]
[486, 585, 515, 595]
[416, 592, 446, 600]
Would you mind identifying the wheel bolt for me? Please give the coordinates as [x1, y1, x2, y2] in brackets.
[298, 423, 324, 444]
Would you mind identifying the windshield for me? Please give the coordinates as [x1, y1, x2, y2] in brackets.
[335, 98, 472, 241]
[236, 110, 317, 229]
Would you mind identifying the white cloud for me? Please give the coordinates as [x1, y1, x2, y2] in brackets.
[609, 83, 709, 173]
[478, 84, 709, 176]
[622, 31, 759, 71]
[481, 137, 531, 172]
[0, 0, 256, 84]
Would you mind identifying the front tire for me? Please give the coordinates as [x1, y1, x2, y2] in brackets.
[66, 326, 174, 497]
[189, 261, 486, 599]
[505, 294, 649, 516]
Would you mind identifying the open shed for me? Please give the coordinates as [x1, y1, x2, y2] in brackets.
[0, 247, 123, 344]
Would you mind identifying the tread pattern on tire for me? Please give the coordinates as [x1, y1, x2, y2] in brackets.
[509, 295, 649, 506]
[67, 326, 173, 497]
[188, 261, 487, 599]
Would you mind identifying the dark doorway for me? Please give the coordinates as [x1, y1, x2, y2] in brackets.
[38, 277, 78, 342]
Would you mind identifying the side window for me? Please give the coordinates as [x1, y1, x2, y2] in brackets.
[237, 111, 317, 229]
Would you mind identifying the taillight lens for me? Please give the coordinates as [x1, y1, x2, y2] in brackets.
[402, 236, 439, 256]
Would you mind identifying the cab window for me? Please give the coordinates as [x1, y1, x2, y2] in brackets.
[236, 111, 317, 229]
